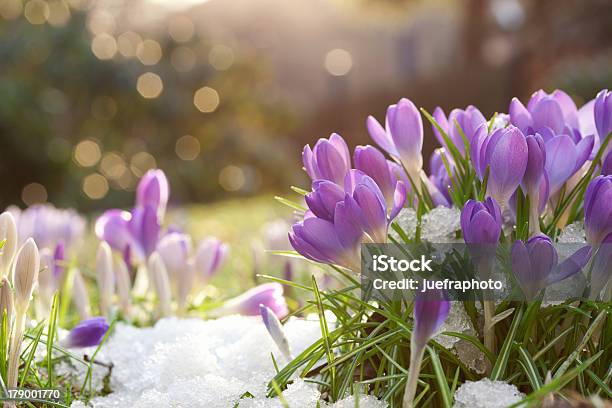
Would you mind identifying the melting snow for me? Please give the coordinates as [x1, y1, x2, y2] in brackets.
[453, 378, 524, 408]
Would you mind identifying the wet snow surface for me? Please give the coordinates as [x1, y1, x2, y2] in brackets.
[68, 316, 387, 407]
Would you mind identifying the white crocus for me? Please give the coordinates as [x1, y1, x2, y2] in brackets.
[72, 268, 90, 320]
[114, 256, 132, 317]
[7, 238, 40, 397]
[260, 304, 292, 360]
[0, 211, 18, 279]
[148, 252, 172, 317]
[96, 242, 115, 318]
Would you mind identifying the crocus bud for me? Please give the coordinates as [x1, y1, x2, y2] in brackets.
[511, 234, 591, 300]
[544, 133, 594, 195]
[367, 99, 423, 183]
[113, 257, 132, 316]
[305, 180, 345, 222]
[354, 145, 397, 206]
[72, 268, 91, 320]
[156, 232, 192, 276]
[216, 283, 288, 318]
[0, 277, 13, 328]
[431, 106, 450, 147]
[36, 248, 55, 316]
[194, 237, 229, 283]
[485, 126, 528, 208]
[0, 211, 18, 279]
[403, 289, 450, 407]
[260, 304, 292, 360]
[584, 175, 612, 244]
[136, 169, 169, 218]
[96, 242, 115, 317]
[460, 198, 503, 244]
[594, 89, 612, 143]
[61, 317, 109, 348]
[303, 133, 351, 186]
[523, 135, 546, 196]
[448, 105, 487, 152]
[12, 238, 40, 312]
[148, 252, 172, 317]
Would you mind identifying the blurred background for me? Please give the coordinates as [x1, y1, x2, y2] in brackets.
[1, 0, 611, 212]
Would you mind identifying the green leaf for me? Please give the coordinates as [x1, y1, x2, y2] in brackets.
[490, 306, 523, 381]
[427, 346, 453, 408]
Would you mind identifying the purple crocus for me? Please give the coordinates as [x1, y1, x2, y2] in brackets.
[460, 198, 503, 244]
[290, 171, 406, 270]
[403, 289, 450, 407]
[430, 106, 487, 155]
[95, 205, 161, 262]
[594, 89, 612, 144]
[156, 232, 192, 276]
[428, 149, 452, 207]
[366, 98, 424, 184]
[511, 234, 591, 300]
[61, 317, 110, 348]
[584, 175, 612, 244]
[194, 237, 229, 282]
[303, 133, 351, 186]
[354, 145, 398, 207]
[472, 125, 528, 208]
[217, 283, 289, 318]
[136, 169, 169, 218]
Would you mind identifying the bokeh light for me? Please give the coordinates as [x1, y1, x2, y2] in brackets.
[136, 72, 163, 99]
[21, 182, 48, 205]
[130, 151, 157, 177]
[193, 86, 219, 113]
[86, 9, 115, 35]
[0, 0, 23, 19]
[117, 31, 143, 58]
[208, 45, 234, 71]
[100, 152, 127, 180]
[73, 139, 102, 167]
[24, 0, 50, 25]
[324, 48, 353, 76]
[91, 33, 117, 60]
[136, 39, 163, 66]
[175, 135, 201, 161]
[218, 165, 245, 192]
[168, 16, 194, 43]
[47, 0, 70, 27]
[82, 173, 109, 199]
[171, 46, 196, 72]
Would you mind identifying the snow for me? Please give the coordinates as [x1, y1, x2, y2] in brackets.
[435, 302, 487, 374]
[391, 206, 461, 243]
[453, 378, 524, 408]
[68, 316, 388, 408]
[557, 222, 586, 243]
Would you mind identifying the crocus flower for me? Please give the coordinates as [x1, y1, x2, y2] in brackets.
[472, 125, 528, 208]
[367, 98, 424, 188]
[95, 205, 161, 263]
[113, 257, 132, 316]
[72, 268, 91, 320]
[521, 134, 549, 232]
[303, 133, 351, 186]
[291, 171, 406, 270]
[0, 277, 13, 328]
[594, 89, 612, 145]
[509, 90, 580, 135]
[8, 238, 39, 391]
[511, 234, 591, 300]
[260, 304, 292, 360]
[215, 283, 288, 318]
[460, 198, 503, 245]
[136, 169, 169, 218]
[36, 248, 56, 316]
[428, 149, 452, 207]
[194, 237, 229, 282]
[61, 317, 110, 349]
[156, 233, 192, 277]
[584, 175, 612, 244]
[403, 289, 450, 407]
[10, 204, 86, 251]
[354, 145, 399, 207]
[96, 242, 115, 318]
[148, 252, 172, 317]
[0, 211, 17, 279]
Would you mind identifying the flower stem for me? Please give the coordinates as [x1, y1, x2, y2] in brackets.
[402, 342, 425, 408]
[6, 310, 26, 408]
[483, 300, 496, 372]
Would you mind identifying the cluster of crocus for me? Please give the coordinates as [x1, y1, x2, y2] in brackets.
[286, 88, 611, 407]
[94, 169, 230, 318]
[291, 134, 407, 271]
